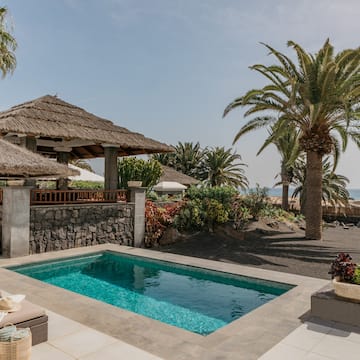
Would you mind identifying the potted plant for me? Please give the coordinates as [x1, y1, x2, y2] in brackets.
[329, 253, 360, 301]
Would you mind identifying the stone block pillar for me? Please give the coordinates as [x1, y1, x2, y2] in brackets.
[104, 146, 118, 190]
[2, 186, 30, 258]
[129, 187, 146, 247]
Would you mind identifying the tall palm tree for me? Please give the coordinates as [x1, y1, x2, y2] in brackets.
[153, 142, 206, 180]
[259, 124, 301, 210]
[202, 146, 248, 189]
[292, 157, 350, 210]
[224, 40, 360, 239]
[0, 7, 17, 77]
[174, 142, 205, 179]
[152, 152, 175, 167]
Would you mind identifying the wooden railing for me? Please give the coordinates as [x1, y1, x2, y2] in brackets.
[30, 189, 127, 205]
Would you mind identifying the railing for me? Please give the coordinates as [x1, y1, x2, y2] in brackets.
[30, 189, 128, 205]
[0, 189, 2, 205]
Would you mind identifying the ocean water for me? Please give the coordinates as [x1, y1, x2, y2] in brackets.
[9, 252, 292, 335]
[265, 188, 360, 200]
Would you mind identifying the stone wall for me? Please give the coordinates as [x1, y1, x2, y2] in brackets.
[0, 207, 2, 251]
[30, 203, 134, 254]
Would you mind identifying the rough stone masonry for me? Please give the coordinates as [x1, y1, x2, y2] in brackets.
[30, 203, 134, 254]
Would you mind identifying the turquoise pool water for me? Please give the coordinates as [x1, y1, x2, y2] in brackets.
[9, 252, 293, 335]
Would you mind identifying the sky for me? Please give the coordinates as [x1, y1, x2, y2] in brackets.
[2, 0, 360, 187]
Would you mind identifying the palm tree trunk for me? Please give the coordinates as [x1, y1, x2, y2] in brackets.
[282, 183, 289, 211]
[281, 162, 289, 211]
[305, 151, 323, 240]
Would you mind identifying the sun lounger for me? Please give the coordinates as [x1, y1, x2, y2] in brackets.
[0, 299, 48, 345]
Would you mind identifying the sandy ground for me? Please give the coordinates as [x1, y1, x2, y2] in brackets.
[157, 222, 360, 280]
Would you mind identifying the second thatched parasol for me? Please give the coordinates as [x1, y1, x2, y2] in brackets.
[0, 139, 79, 179]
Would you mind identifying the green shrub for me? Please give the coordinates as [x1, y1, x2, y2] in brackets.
[146, 191, 159, 201]
[186, 186, 237, 210]
[173, 199, 204, 231]
[173, 186, 236, 232]
[69, 181, 104, 190]
[239, 185, 271, 220]
[144, 200, 183, 247]
[118, 157, 162, 189]
[231, 198, 251, 229]
[353, 267, 360, 285]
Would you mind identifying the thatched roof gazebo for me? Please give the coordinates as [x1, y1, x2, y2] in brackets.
[0, 139, 80, 258]
[0, 139, 79, 179]
[0, 95, 173, 189]
[159, 165, 200, 186]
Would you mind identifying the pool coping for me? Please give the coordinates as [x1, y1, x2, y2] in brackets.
[0, 244, 328, 360]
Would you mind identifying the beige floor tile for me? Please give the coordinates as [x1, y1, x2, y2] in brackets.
[283, 324, 328, 351]
[304, 353, 333, 359]
[49, 328, 117, 358]
[327, 327, 360, 344]
[31, 343, 75, 360]
[259, 343, 308, 360]
[312, 335, 360, 359]
[79, 341, 163, 360]
[47, 311, 88, 340]
[303, 322, 333, 335]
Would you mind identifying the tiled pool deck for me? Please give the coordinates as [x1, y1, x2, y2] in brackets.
[1, 244, 357, 359]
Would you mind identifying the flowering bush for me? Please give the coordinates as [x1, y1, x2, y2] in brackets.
[329, 253, 357, 283]
[144, 200, 182, 247]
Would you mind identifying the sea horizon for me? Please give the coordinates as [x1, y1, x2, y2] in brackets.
[264, 187, 360, 201]
[243, 187, 360, 201]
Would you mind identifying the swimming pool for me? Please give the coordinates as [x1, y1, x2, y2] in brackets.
[9, 251, 293, 335]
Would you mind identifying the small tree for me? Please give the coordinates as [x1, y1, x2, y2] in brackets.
[118, 157, 162, 189]
[0, 7, 17, 77]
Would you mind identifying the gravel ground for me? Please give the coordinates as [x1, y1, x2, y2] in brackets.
[157, 223, 360, 279]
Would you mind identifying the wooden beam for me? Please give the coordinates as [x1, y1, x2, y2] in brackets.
[37, 138, 95, 148]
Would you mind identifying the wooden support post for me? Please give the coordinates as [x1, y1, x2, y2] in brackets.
[104, 146, 118, 190]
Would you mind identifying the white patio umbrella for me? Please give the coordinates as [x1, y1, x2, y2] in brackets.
[153, 181, 186, 192]
[68, 164, 104, 182]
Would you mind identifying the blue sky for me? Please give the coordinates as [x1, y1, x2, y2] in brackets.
[2, 0, 360, 187]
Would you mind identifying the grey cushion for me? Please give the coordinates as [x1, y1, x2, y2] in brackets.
[0, 300, 45, 327]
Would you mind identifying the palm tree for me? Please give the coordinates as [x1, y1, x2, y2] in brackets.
[0, 7, 17, 77]
[152, 152, 175, 167]
[202, 147, 248, 189]
[174, 142, 205, 179]
[292, 157, 350, 211]
[259, 125, 301, 210]
[224, 40, 360, 239]
[153, 142, 206, 180]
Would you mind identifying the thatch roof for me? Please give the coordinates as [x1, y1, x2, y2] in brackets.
[0, 139, 79, 179]
[0, 95, 173, 159]
[159, 165, 200, 186]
